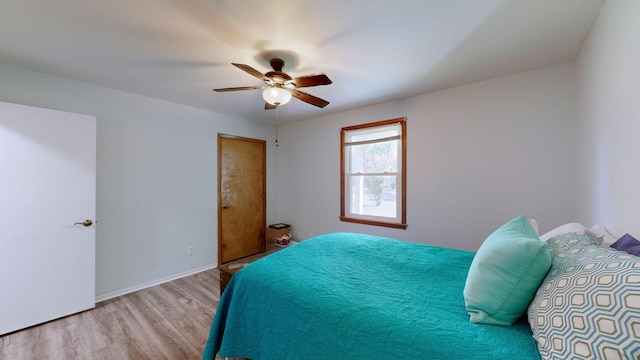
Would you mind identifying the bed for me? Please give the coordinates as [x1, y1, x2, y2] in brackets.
[203, 232, 541, 359]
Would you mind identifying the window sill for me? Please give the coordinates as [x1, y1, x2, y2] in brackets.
[339, 216, 408, 229]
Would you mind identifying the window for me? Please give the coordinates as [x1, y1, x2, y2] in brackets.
[340, 118, 407, 229]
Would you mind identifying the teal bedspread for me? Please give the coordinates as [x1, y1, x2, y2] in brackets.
[203, 233, 540, 359]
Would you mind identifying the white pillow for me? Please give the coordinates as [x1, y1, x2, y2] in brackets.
[528, 218, 539, 235]
[539, 222, 586, 242]
[587, 224, 618, 246]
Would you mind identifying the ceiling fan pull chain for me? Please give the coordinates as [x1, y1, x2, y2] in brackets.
[275, 106, 279, 147]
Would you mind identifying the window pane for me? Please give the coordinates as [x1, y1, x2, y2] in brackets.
[349, 174, 397, 219]
[350, 127, 398, 143]
[348, 140, 398, 173]
[340, 117, 406, 229]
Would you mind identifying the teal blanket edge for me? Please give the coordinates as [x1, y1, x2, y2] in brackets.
[203, 232, 540, 360]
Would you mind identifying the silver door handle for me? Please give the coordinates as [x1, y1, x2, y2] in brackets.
[74, 219, 93, 227]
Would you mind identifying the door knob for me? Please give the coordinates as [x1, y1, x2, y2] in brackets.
[74, 219, 93, 227]
[222, 205, 231, 209]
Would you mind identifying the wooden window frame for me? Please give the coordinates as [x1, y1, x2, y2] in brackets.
[340, 117, 407, 229]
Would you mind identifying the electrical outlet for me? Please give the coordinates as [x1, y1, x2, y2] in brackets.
[187, 245, 195, 256]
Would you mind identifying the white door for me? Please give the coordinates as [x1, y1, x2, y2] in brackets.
[0, 101, 96, 335]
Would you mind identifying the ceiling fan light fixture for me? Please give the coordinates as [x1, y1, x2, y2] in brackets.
[263, 86, 292, 106]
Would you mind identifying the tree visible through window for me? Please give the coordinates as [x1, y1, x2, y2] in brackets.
[340, 118, 407, 229]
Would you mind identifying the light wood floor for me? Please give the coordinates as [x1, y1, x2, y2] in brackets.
[0, 268, 223, 360]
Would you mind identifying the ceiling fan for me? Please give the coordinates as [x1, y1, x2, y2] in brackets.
[213, 58, 332, 109]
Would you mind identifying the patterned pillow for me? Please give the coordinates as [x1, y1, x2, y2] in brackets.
[527, 233, 640, 359]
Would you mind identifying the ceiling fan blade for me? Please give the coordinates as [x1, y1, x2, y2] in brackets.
[213, 86, 263, 92]
[291, 89, 330, 108]
[290, 74, 332, 88]
[232, 63, 271, 82]
[265, 102, 277, 110]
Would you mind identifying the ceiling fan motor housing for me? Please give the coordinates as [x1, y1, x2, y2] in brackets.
[264, 71, 291, 85]
[265, 58, 291, 85]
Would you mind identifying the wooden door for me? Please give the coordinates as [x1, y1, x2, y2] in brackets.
[218, 134, 266, 265]
[0, 101, 96, 335]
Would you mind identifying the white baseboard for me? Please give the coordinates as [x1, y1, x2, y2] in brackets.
[95, 263, 218, 303]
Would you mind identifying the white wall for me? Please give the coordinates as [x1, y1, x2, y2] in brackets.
[0, 63, 277, 298]
[575, 0, 640, 237]
[277, 63, 578, 251]
[0, 44, 592, 296]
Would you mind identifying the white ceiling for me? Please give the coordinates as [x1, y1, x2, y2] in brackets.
[0, 0, 604, 123]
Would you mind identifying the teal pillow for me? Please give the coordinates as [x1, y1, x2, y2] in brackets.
[463, 216, 551, 325]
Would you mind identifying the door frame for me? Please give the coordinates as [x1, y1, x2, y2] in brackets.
[217, 133, 267, 265]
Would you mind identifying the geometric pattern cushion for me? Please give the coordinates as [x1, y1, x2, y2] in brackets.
[527, 233, 640, 359]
